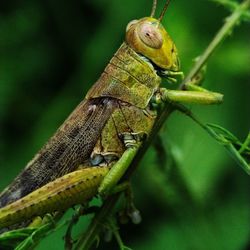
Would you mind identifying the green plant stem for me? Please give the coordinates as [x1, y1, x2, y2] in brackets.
[211, 0, 250, 20]
[182, 0, 250, 85]
[74, 1, 250, 249]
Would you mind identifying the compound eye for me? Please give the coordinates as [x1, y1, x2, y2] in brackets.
[138, 22, 163, 49]
[126, 19, 138, 32]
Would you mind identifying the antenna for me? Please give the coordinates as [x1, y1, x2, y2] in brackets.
[150, 0, 157, 17]
[158, 0, 171, 22]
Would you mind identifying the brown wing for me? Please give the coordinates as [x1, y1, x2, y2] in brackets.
[0, 97, 117, 208]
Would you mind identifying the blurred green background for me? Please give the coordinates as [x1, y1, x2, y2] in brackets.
[0, 0, 249, 249]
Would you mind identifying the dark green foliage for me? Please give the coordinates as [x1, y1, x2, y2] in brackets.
[0, 0, 249, 249]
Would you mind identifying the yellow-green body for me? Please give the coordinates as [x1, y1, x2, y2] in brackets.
[0, 11, 222, 235]
[0, 17, 173, 229]
[89, 43, 159, 161]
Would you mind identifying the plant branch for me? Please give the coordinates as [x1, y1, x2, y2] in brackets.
[211, 0, 250, 20]
[182, 0, 250, 85]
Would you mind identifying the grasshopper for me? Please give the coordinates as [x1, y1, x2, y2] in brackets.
[0, 0, 223, 242]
